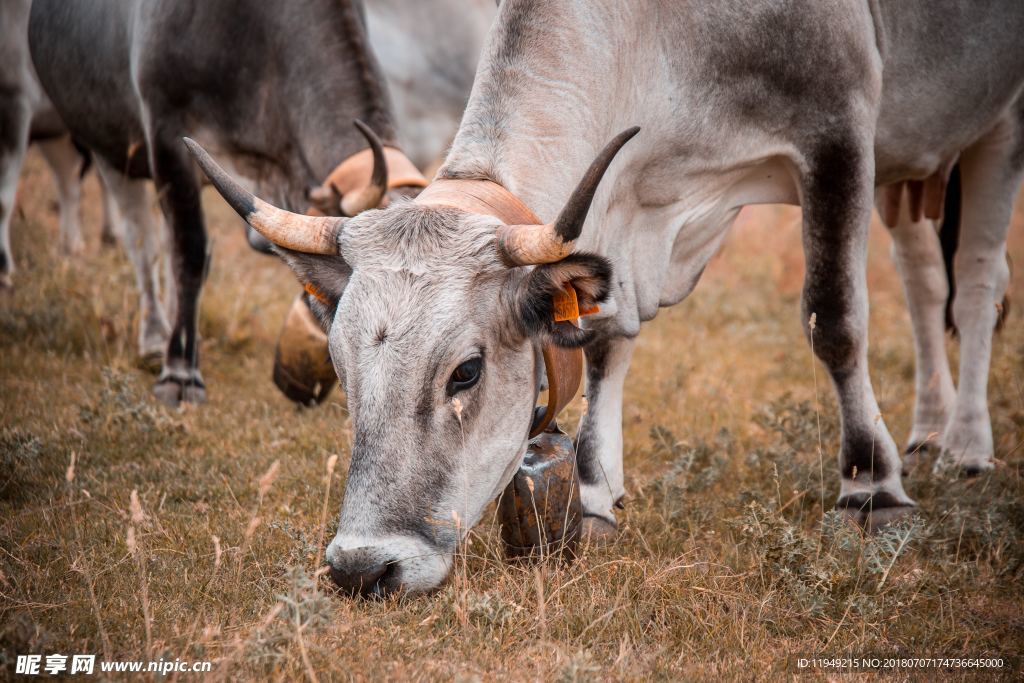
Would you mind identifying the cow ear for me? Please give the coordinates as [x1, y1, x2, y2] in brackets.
[273, 248, 352, 330]
[512, 253, 612, 347]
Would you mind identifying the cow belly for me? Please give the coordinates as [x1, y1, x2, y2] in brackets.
[27, 105, 67, 142]
[28, 0, 151, 178]
[872, 0, 1024, 184]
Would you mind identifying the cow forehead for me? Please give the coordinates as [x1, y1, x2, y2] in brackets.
[339, 203, 504, 268]
[332, 253, 510, 371]
[339, 272, 475, 344]
[333, 203, 514, 343]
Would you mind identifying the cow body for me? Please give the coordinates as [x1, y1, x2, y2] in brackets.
[365, 0, 495, 169]
[29, 0, 421, 399]
[0, 0, 119, 289]
[193, 0, 1024, 594]
[437, 0, 1023, 526]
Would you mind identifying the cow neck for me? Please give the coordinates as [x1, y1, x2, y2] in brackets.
[415, 179, 584, 440]
[310, 146, 428, 216]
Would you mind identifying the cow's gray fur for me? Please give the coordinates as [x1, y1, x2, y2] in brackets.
[365, 0, 495, 169]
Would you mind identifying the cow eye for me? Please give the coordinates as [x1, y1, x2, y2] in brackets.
[448, 356, 483, 394]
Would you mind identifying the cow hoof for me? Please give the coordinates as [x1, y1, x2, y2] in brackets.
[181, 382, 207, 404]
[153, 377, 207, 407]
[100, 230, 119, 248]
[933, 453, 995, 478]
[836, 492, 916, 532]
[0, 273, 12, 291]
[153, 381, 181, 407]
[580, 515, 617, 546]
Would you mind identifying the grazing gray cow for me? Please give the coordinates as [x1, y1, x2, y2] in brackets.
[0, 0, 119, 290]
[190, 0, 1024, 595]
[29, 0, 427, 401]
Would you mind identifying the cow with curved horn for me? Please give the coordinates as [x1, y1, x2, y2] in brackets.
[29, 0, 428, 404]
[199, 0, 1021, 596]
[186, 127, 630, 594]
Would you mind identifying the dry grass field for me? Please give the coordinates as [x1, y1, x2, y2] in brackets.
[2, 149, 1023, 681]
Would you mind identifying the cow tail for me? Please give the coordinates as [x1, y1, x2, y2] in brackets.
[939, 163, 1011, 334]
[940, 163, 961, 335]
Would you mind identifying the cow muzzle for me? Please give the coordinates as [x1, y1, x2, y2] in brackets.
[327, 547, 395, 597]
[326, 533, 451, 596]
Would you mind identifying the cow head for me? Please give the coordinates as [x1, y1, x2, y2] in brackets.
[271, 122, 429, 405]
[184, 127, 637, 596]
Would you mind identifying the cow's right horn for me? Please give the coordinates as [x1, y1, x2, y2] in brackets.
[497, 126, 639, 265]
[183, 138, 345, 255]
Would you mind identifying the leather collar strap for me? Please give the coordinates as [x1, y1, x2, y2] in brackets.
[415, 179, 541, 226]
[416, 179, 584, 439]
[532, 342, 584, 438]
[320, 146, 428, 203]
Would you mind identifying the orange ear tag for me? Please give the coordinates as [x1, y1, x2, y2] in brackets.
[552, 284, 599, 322]
[304, 281, 331, 306]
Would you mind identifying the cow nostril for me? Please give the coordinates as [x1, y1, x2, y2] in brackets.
[329, 560, 391, 597]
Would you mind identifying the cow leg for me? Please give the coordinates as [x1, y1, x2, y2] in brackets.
[37, 135, 86, 256]
[148, 129, 208, 406]
[97, 172, 123, 247]
[0, 98, 31, 290]
[575, 335, 635, 540]
[157, 212, 177, 325]
[93, 157, 170, 364]
[881, 203, 955, 464]
[802, 138, 915, 529]
[939, 116, 1023, 474]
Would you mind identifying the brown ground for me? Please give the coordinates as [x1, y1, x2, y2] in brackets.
[2, 150, 1022, 681]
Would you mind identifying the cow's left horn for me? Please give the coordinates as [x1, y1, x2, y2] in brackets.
[497, 126, 639, 265]
[183, 138, 345, 255]
[340, 120, 389, 216]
